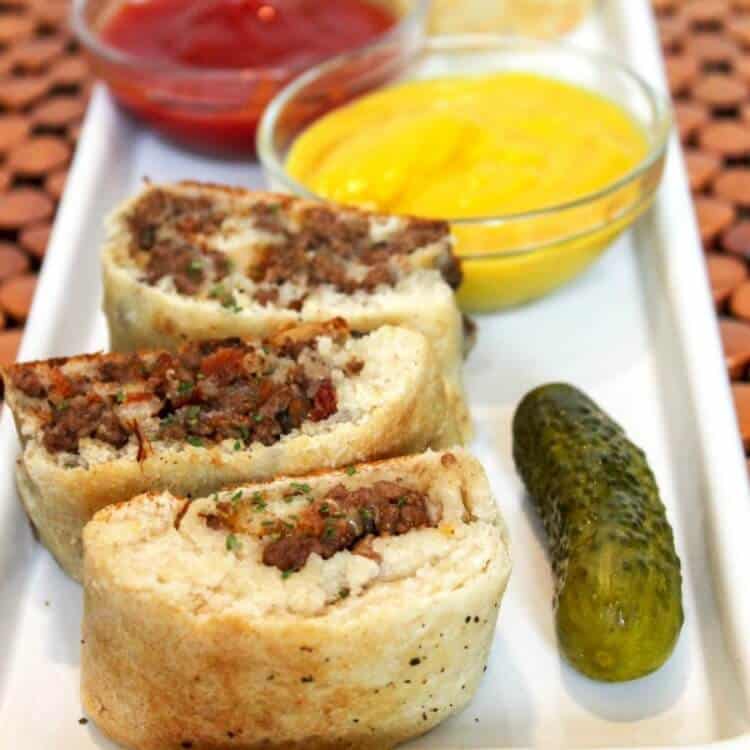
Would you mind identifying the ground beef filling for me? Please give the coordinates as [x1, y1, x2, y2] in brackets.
[10, 338, 342, 455]
[248, 204, 455, 300]
[126, 189, 230, 294]
[125, 191, 460, 306]
[43, 394, 130, 454]
[144, 241, 230, 295]
[12, 368, 46, 398]
[127, 189, 226, 251]
[262, 482, 438, 572]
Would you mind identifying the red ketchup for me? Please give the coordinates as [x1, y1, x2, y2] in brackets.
[97, 0, 397, 154]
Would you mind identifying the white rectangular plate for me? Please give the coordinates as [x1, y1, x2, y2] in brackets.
[2, 1, 750, 748]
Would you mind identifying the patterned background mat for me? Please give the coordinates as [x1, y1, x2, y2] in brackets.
[0, 0, 747, 467]
[0, 0, 88, 365]
[655, 0, 750, 469]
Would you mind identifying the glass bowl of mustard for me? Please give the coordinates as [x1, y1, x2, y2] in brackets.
[258, 34, 671, 312]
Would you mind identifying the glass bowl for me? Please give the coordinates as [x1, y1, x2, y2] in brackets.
[258, 35, 672, 312]
[428, 0, 595, 37]
[71, 0, 429, 156]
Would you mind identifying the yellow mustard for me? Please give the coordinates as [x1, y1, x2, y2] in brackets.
[286, 73, 650, 311]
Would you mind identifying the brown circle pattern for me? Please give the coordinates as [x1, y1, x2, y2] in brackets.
[655, 0, 750, 467]
[0, 0, 90, 378]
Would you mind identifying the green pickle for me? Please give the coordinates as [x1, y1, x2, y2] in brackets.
[512, 383, 683, 682]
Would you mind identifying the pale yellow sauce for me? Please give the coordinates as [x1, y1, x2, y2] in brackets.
[286, 73, 650, 310]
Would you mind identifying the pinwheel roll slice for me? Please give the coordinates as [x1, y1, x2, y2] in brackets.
[81, 449, 511, 750]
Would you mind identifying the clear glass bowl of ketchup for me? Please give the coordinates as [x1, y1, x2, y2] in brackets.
[71, 0, 428, 155]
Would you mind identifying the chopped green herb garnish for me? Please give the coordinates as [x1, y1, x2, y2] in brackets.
[185, 405, 201, 423]
[254, 414, 263, 423]
[319, 503, 330, 517]
[234, 440, 242, 451]
[188, 259, 204, 275]
[178, 381, 193, 394]
[397, 497, 407, 508]
[115, 390, 125, 404]
[346, 466, 357, 476]
[323, 522, 336, 539]
[238, 425, 250, 440]
[360, 508, 373, 522]
[290, 482, 311, 494]
[262, 346, 270, 354]
[281, 569, 294, 580]
[221, 294, 242, 314]
[56, 399, 70, 412]
[283, 521, 295, 530]
[210, 282, 242, 312]
[187, 436, 203, 447]
[161, 414, 175, 426]
[262, 520, 275, 527]
[230, 490, 243, 505]
[226, 533, 241, 552]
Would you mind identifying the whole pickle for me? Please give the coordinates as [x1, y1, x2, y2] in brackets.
[512, 383, 683, 682]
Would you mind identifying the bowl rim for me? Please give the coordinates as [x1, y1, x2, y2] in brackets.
[69, 0, 431, 81]
[257, 33, 673, 256]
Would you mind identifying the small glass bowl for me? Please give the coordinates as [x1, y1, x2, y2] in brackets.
[258, 35, 671, 312]
[71, 0, 429, 156]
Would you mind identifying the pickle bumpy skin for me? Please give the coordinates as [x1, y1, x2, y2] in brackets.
[512, 383, 683, 682]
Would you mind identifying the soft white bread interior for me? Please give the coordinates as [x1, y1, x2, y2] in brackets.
[102, 181, 471, 440]
[81, 449, 511, 750]
[3, 322, 451, 581]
